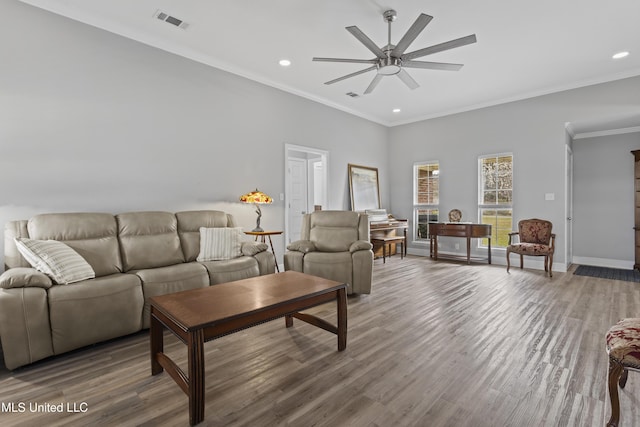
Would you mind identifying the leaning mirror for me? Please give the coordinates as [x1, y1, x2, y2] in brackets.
[348, 164, 381, 211]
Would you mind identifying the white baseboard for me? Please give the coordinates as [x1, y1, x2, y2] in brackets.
[572, 256, 634, 270]
[406, 247, 567, 273]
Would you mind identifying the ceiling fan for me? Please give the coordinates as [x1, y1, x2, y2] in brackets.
[313, 10, 477, 94]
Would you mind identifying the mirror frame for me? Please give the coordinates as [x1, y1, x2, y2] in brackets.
[348, 163, 381, 211]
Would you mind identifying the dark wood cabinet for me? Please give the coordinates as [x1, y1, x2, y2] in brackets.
[632, 150, 640, 270]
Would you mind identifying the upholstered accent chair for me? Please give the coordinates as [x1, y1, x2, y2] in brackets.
[284, 210, 373, 294]
[605, 318, 640, 427]
[506, 218, 555, 277]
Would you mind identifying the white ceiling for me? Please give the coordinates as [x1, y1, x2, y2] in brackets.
[20, 0, 640, 127]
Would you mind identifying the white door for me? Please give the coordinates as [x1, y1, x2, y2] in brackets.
[565, 145, 574, 269]
[287, 157, 308, 244]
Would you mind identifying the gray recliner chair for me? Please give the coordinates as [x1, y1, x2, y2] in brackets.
[284, 210, 373, 294]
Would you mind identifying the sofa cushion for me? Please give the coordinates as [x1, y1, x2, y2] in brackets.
[197, 227, 243, 261]
[176, 210, 234, 262]
[309, 211, 360, 252]
[27, 213, 122, 277]
[15, 237, 95, 284]
[134, 262, 209, 329]
[301, 251, 352, 286]
[117, 212, 185, 271]
[199, 257, 260, 285]
[47, 273, 143, 354]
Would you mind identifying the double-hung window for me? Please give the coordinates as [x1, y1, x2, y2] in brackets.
[478, 154, 513, 248]
[413, 161, 439, 242]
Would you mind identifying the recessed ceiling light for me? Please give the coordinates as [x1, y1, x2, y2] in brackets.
[612, 51, 629, 59]
[392, 108, 401, 113]
[279, 59, 292, 67]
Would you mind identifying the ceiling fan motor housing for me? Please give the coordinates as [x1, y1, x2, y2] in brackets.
[383, 10, 397, 23]
[378, 57, 402, 75]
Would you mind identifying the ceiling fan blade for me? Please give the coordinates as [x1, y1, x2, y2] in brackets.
[401, 34, 477, 61]
[312, 57, 378, 64]
[392, 13, 433, 57]
[397, 69, 419, 90]
[324, 65, 377, 85]
[346, 26, 386, 59]
[364, 74, 384, 94]
[403, 61, 463, 71]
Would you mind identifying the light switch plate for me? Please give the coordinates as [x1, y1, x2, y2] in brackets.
[545, 193, 555, 201]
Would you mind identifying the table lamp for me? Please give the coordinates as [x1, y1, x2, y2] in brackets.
[240, 189, 273, 232]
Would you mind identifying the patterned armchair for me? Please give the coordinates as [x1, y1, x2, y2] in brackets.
[506, 218, 555, 277]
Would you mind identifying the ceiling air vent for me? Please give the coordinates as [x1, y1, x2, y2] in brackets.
[153, 10, 189, 30]
[346, 92, 360, 98]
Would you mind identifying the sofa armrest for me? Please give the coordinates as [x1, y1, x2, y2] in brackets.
[286, 240, 316, 253]
[350, 240, 373, 253]
[0, 268, 53, 289]
[241, 241, 268, 256]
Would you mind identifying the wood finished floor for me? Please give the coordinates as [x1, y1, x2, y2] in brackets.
[1, 256, 639, 426]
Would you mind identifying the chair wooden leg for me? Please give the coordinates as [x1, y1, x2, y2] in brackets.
[506, 249, 511, 272]
[620, 368, 629, 389]
[544, 256, 548, 272]
[607, 357, 624, 427]
[548, 253, 553, 277]
[519, 254, 523, 269]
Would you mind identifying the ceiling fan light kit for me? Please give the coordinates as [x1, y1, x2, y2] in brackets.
[313, 9, 476, 94]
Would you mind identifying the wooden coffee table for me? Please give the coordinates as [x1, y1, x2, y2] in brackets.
[149, 270, 347, 426]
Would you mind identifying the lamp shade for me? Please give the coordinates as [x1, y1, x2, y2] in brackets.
[240, 189, 273, 204]
[240, 189, 272, 232]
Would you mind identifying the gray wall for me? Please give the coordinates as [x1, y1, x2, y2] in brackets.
[0, 1, 388, 268]
[388, 76, 640, 271]
[572, 132, 640, 268]
[3, 1, 640, 273]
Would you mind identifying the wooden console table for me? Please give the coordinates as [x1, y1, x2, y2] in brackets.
[428, 223, 492, 264]
[370, 219, 408, 257]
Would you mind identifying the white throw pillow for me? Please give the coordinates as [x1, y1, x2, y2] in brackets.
[197, 227, 243, 261]
[15, 237, 95, 285]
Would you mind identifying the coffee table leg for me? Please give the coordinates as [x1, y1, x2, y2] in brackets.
[285, 314, 293, 327]
[188, 329, 205, 426]
[337, 288, 347, 351]
[150, 310, 164, 375]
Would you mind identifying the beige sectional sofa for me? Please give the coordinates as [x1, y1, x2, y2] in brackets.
[0, 210, 275, 370]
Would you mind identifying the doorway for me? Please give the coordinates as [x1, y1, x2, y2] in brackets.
[284, 144, 329, 245]
[565, 144, 573, 270]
